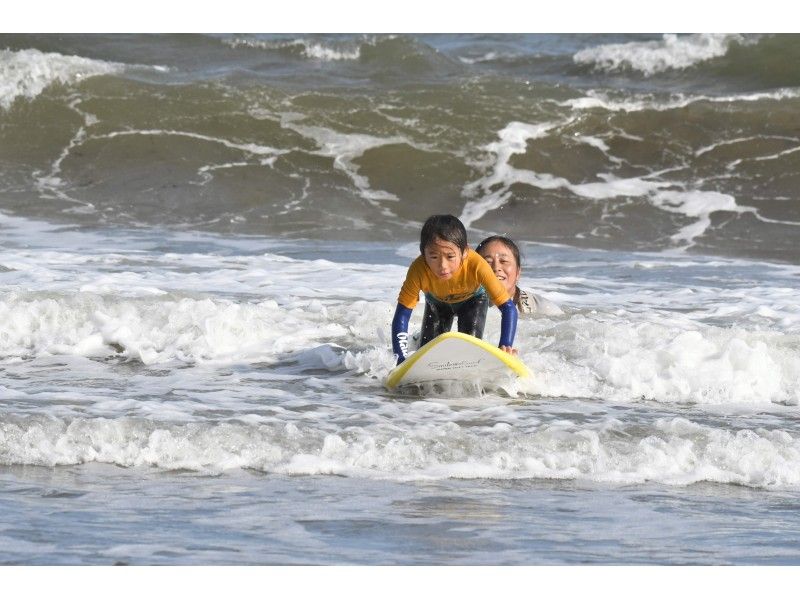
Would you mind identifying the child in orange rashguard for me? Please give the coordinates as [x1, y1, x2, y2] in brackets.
[391, 214, 518, 364]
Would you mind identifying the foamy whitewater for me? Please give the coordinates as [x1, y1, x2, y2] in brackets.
[2, 33, 800, 565]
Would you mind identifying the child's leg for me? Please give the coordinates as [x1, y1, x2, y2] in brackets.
[455, 293, 489, 339]
[420, 298, 454, 347]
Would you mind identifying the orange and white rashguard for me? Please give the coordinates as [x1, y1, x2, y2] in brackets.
[397, 248, 510, 309]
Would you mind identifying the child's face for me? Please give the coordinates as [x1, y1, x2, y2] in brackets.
[478, 240, 520, 296]
[424, 237, 466, 280]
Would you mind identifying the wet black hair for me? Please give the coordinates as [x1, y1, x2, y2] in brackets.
[475, 235, 522, 268]
[419, 214, 468, 255]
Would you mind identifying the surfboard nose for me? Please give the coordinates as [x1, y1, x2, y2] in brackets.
[385, 331, 530, 389]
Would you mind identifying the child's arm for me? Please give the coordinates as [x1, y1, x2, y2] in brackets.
[391, 303, 413, 364]
[497, 299, 518, 353]
[393, 258, 423, 365]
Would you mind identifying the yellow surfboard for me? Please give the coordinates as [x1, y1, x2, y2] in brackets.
[385, 331, 531, 389]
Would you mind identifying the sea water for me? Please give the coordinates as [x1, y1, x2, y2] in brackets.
[2, 33, 800, 565]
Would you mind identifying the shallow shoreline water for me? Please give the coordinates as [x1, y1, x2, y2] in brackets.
[4, 464, 800, 565]
[2, 218, 800, 564]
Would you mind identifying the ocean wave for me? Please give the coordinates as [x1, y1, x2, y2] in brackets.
[572, 33, 753, 76]
[0, 292, 353, 366]
[2, 414, 799, 489]
[523, 315, 800, 406]
[458, 51, 521, 65]
[460, 120, 756, 247]
[279, 113, 408, 204]
[224, 36, 370, 61]
[222, 34, 457, 76]
[0, 48, 165, 111]
[1, 287, 798, 406]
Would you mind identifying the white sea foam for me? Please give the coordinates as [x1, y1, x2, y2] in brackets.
[3, 214, 800, 490]
[225, 37, 363, 61]
[520, 315, 800, 406]
[0, 243, 405, 365]
[462, 120, 755, 246]
[279, 113, 409, 207]
[460, 121, 559, 227]
[95, 129, 286, 157]
[0, 48, 155, 110]
[651, 190, 757, 245]
[36, 128, 289, 192]
[458, 51, 519, 65]
[560, 88, 800, 114]
[573, 34, 747, 76]
[2, 226, 800, 406]
[302, 42, 361, 62]
[2, 414, 800, 488]
[695, 135, 800, 174]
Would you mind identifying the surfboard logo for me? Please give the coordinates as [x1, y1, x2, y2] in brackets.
[426, 358, 483, 372]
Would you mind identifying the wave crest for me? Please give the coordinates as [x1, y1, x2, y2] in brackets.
[2, 415, 800, 488]
[0, 48, 127, 110]
[573, 34, 749, 76]
[224, 36, 368, 61]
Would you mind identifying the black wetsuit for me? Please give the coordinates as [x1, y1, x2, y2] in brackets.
[419, 291, 489, 347]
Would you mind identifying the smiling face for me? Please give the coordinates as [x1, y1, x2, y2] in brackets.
[478, 239, 520, 296]
[423, 237, 467, 280]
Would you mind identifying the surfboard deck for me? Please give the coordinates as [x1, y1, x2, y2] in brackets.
[385, 331, 531, 389]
